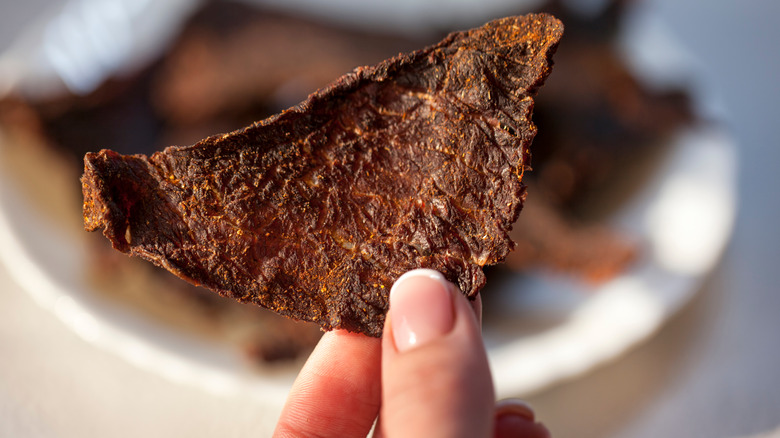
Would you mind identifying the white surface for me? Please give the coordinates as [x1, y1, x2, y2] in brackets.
[0, 0, 201, 98]
[527, 1, 780, 437]
[241, 0, 543, 34]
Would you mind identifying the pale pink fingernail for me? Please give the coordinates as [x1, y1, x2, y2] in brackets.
[494, 399, 551, 438]
[389, 269, 454, 352]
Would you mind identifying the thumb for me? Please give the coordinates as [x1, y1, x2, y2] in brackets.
[379, 269, 494, 438]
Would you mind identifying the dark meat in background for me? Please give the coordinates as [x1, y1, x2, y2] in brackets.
[150, 3, 426, 128]
[505, 0, 693, 281]
[24, 3, 426, 167]
[531, 0, 693, 211]
[0, 0, 693, 360]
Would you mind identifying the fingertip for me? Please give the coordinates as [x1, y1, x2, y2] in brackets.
[275, 328, 381, 438]
[495, 398, 535, 422]
[380, 269, 494, 438]
[388, 269, 455, 352]
[494, 399, 551, 438]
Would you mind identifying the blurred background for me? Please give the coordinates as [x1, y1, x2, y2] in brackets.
[0, 0, 779, 437]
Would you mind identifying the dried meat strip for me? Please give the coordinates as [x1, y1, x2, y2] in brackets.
[82, 14, 563, 336]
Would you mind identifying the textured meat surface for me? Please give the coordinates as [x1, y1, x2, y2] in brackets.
[82, 14, 563, 336]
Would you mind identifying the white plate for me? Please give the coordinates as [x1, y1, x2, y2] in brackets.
[485, 122, 736, 397]
[0, 4, 737, 403]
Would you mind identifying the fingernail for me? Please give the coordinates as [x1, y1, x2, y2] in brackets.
[389, 269, 455, 352]
[495, 399, 535, 421]
[494, 399, 551, 438]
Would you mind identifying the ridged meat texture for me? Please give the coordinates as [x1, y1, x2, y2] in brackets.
[82, 14, 563, 336]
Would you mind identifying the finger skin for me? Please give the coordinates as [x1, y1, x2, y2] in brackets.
[471, 293, 483, 326]
[494, 413, 551, 438]
[274, 330, 381, 438]
[379, 287, 495, 438]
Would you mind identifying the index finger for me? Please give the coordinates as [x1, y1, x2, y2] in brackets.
[274, 330, 382, 438]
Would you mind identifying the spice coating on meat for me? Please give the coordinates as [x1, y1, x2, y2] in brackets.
[82, 14, 563, 336]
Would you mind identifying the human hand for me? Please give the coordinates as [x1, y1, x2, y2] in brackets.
[274, 269, 550, 437]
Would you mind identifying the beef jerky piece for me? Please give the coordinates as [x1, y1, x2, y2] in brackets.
[82, 14, 563, 336]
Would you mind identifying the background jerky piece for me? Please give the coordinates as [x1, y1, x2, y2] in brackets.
[82, 14, 563, 336]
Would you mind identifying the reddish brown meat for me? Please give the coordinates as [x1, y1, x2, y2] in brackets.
[82, 14, 563, 336]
